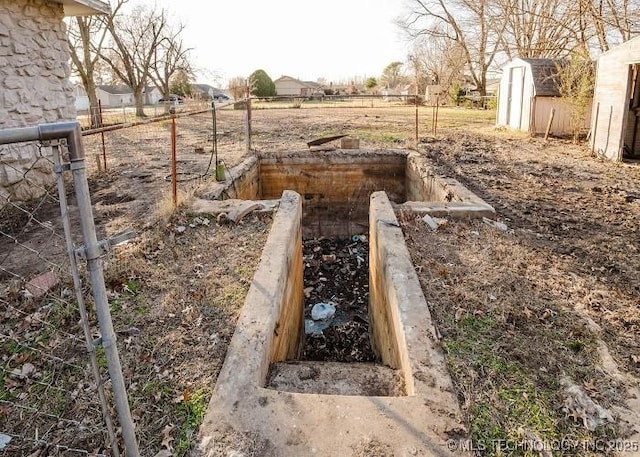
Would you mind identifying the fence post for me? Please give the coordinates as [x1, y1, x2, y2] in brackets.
[99, 100, 107, 170]
[62, 123, 141, 457]
[51, 139, 120, 456]
[415, 95, 419, 149]
[245, 96, 252, 153]
[171, 110, 178, 207]
[0, 122, 140, 456]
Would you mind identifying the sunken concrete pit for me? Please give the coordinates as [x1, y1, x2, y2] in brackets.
[200, 149, 494, 237]
[198, 191, 469, 456]
[195, 149, 492, 455]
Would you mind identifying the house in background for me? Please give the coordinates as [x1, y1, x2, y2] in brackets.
[96, 85, 133, 106]
[590, 36, 640, 161]
[400, 83, 419, 97]
[73, 83, 90, 111]
[424, 85, 446, 105]
[381, 86, 401, 101]
[95, 85, 161, 106]
[274, 76, 324, 97]
[192, 83, 221, 100]
[496, 58, 591, 136]
[0, 0, 110, 202]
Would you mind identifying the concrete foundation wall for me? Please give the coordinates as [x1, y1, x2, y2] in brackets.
[368, 191, 416, 394]
[269, 203, 304, 362]
[260, 151, 406, 237]
[406, 154, 461, 202]
[369, 190, 465, 400]
[0, 0, 76, 202]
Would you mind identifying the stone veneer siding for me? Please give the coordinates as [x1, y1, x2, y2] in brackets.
[0, 0, 76, 203]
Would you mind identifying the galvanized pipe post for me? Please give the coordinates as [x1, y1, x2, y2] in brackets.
[50, 140, 120, 457]
[60, 123, 140, 457]
[0, 122, 140, 457]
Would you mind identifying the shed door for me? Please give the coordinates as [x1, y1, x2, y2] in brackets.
[507, 66, 525, 129]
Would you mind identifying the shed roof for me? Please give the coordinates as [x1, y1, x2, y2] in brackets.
[597, 35, 640, 59]
[521, 58, 562, 97]
[49, 0, 110, 16]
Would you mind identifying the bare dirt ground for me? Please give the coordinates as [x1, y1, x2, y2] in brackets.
[402, 133, 640, 455]
[2, 104, 639, 456]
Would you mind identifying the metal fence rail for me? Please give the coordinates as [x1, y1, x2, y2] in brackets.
[0, 122, 138, 456]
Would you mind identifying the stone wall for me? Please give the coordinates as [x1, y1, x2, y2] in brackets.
[0, 0, 76, 202]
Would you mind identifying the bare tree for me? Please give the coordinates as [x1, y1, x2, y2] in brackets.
[497, 0, 581, 59]
[149, 23, 192, 105]
[411, 35, 466, 91]
[67, 3, 122, 125]
[380, 61, 407, 89]
[400, 0, 507, 97]
[555, 51, 595, 142]
[101, 2, 166, 116]
[580, 0, 639, 52]
[228, 76, 249, 100]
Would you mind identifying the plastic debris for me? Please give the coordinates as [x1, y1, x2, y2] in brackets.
[0, 434, 11, 450]
[305, 318, 332, 335]
[422, 214, 439, 230]
[483, 217, 508, 231]
[311, 302, 336, 320]
[422, 215, 448, 231]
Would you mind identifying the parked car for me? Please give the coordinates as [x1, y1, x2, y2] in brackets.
[213, 93, 230, 102]
[158, 94, 184, 104]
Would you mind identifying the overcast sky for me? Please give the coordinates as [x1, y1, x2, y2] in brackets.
[146, 0, 412, 87]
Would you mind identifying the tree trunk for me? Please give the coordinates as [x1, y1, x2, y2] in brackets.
[85, 77, 100, 128]
[134, 89, 145, 117]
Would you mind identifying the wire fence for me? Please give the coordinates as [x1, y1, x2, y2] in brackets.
[0, 125, 137, 456]
[76, 100, 213, 130]
[79, 100, 249, 214]
[0, 96, 497, 455]
[74, 95, 497, 209]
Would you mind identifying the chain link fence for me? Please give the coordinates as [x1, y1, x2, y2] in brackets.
[81, 100, 247, 188]
[0, 125, 137, 456]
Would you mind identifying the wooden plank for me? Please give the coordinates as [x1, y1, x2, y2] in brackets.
[306, 134, 347, 147]
[544, 107, 556, 140]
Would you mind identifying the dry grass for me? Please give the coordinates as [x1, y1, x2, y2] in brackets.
[403, 132, 640, 455]
[2, 105, 639, 455]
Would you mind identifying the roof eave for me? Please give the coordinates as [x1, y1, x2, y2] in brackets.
[53, 0, 110, 16]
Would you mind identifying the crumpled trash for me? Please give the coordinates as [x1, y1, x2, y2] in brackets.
[311, 302, 336, 320]
[0, 433, 11, 450]
[305, 319, 332, 335]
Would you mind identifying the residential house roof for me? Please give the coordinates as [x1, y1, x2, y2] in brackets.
[97, 85, 157, 94]
[97, 85, 134, 95]
[275, 76, 321, 89]
[192, 84, 221, 95]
